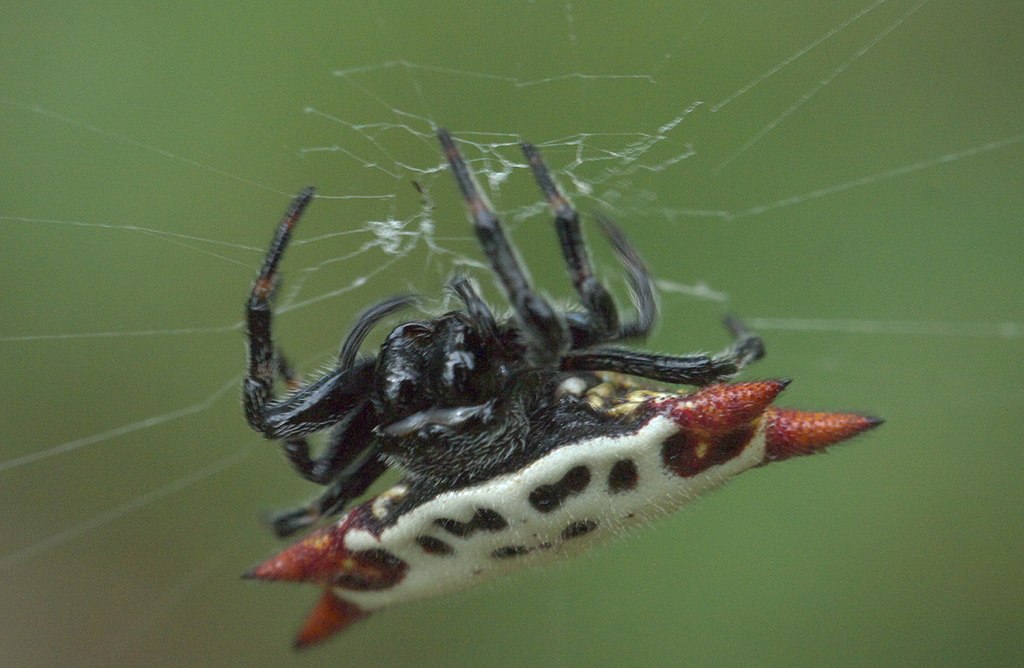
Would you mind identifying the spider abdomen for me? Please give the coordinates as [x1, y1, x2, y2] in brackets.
[247, 379, 880, 647]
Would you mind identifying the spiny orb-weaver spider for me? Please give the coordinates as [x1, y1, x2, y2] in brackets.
[243, 129, 882, 648]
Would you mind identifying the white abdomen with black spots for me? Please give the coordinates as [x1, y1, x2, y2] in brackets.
[340, 414, 767, 612]
[248, 380, 880, 647]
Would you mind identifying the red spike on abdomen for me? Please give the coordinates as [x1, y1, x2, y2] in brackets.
[244, 525, 350, 584]
[662, 380, 790, 434]
[765, 408, 883, 462]
[245, 509, 405, 648]
[294, 589, 368, 650]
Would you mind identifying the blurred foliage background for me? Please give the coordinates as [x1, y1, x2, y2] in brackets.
[1, 2, 1022, 666]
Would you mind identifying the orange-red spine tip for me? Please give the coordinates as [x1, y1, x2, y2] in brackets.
[244, 525, 345, 584]
[294, 589, 368, 650]
[765, 408, 882, 461]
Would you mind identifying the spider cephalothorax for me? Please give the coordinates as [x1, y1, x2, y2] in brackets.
[243, 130, 881, 648]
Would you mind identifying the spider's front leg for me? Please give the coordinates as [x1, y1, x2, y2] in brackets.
[244, 191, 407, 517]
[242, 188, 370, 466]
[244, 187, 316, 435]
[268, 429, 390, 538]
[260, 358, 390, 537]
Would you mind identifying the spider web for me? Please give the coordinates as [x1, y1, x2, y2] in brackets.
[2, 2, 1022, 666]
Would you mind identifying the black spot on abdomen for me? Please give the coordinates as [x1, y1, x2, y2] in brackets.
[529, 465, 591, 513]
[331, 548, 407, 591]
[415, 535, 454, 556]
[561, 519, 599, 540]
[607, 459, 639, 493]
[434, 507, 508, 537]
[491, 545, 531, 559]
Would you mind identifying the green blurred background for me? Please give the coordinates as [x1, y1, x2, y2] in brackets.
[2, 2, 1022, 666]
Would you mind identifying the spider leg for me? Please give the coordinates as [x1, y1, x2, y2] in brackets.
[267, 362, 384, 532]
[520, 141, 657, 348]
[244, 187, 316, 434]
[521, 142, 620, 341]
[560, 315, 765, 385]
[271, 294, 416, 479]
[337, 294, 419, 371]
[595, 214, 658, 340]
[275, 351, 302, 392]
[438, 128, 568, 365]
[448, 275, 500, 345]
[244, 191, 402, 482]
[256, 360, 377, 475]
[276, 347, 378, 484]
[268, 449, 389, 538]
[272, 350, 333, 482]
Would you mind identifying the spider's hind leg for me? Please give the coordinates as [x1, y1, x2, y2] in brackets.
[522, 142, 620, 342]
[561, 315, 765, 386]
[521, 142, 658, 348]
[448, 275, 499, 344]
[594, 214, 658, 340]
[439, 129, 568, 365]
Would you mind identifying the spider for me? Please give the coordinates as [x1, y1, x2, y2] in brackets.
[243, 129, 764, 538]
[243, 130, 881, 648]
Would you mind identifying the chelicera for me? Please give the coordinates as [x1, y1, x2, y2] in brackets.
[243, 129, 882, 648]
